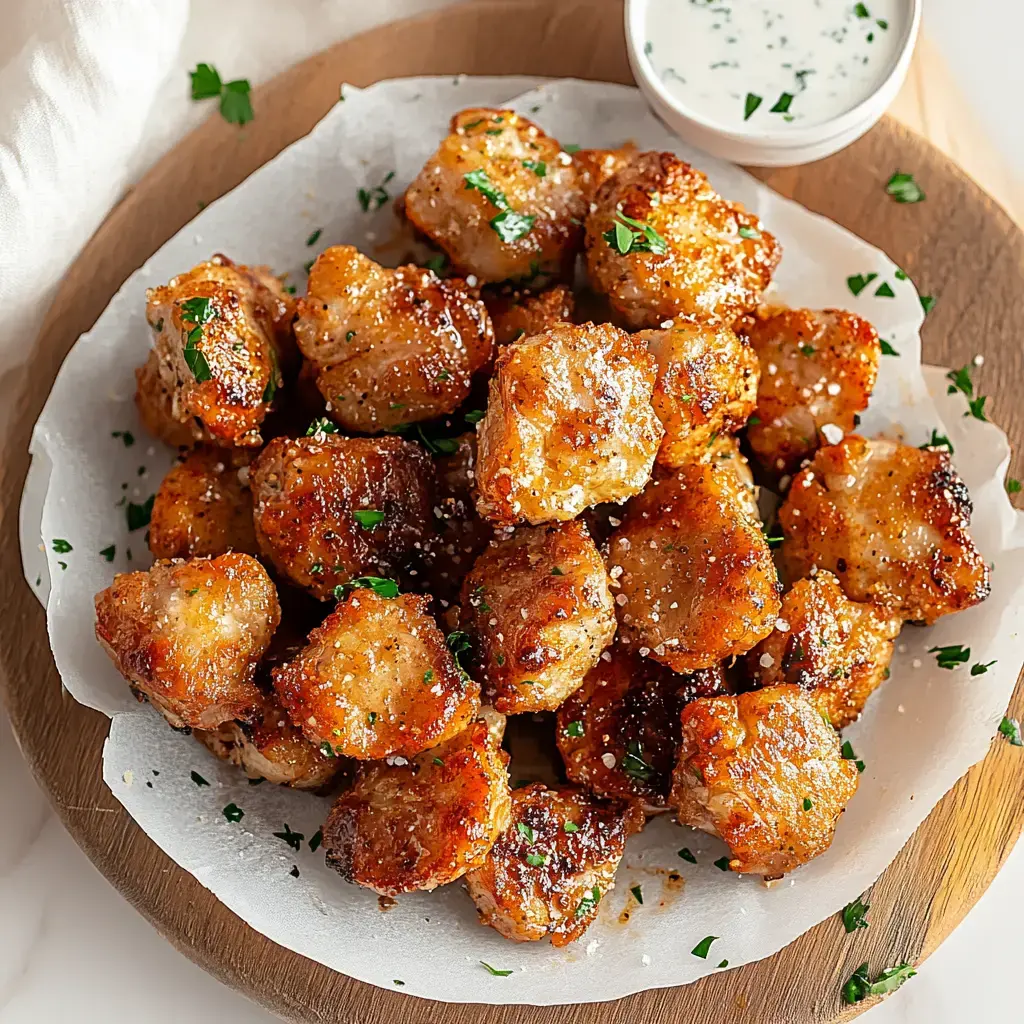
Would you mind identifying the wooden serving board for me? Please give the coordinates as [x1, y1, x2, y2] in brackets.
[2, 1, 1023, 1021]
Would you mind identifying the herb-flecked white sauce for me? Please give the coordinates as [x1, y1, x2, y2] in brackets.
[643, 1, 906, 129]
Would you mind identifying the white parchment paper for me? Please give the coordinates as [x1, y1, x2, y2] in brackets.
[21, 78, 1024, 1005]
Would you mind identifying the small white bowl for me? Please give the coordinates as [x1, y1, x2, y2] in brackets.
[625, 0, 921, 167]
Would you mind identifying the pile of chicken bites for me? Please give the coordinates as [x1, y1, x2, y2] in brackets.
[94, 108, 991, 947]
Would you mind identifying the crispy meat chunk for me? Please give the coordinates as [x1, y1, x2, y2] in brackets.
[585, 151, 780, 329]
[272, 589, 479, 759]
[608, 462, 781, 672]
[136, 255, 295, 448]
[670, 685, 859, 876]
[250, 434, 433, 601]
[322, 711, 511, 895]
[641, 320, 760, 468]
[484, 285, 575, 347]
[148, 447, 256, 559]
[779, 435, 991, 623]
[743, 572, 902, 728]
[195, 691, 341, 790]
[460, 521, 615, 713]
[476, 322, 662, 525]
[746, 308, 881, 476]
[94, 553, 279, 730]
[294, 245, 493, 433]
[573, 144, 638, 204]
[404, 108, 586, 284]
[556, 645, 727, 809]
[464, 784, 644, 945]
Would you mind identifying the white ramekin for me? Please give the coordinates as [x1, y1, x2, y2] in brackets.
[625, 0, 921, 167]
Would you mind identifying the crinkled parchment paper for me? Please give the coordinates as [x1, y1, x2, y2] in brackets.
[21, 78, 1024, 1004]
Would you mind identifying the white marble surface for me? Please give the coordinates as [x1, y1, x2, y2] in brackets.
[3, 1, 1023, 1022]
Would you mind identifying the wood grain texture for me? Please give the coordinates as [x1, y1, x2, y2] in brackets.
[1, 2, 1022, 1022]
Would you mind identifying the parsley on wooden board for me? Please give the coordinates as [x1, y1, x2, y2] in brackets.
[886, 171, 925, 204]
[842, 896, 870, 932]
[842, 962, 915, 1004]
[999, 716, 1024, 746]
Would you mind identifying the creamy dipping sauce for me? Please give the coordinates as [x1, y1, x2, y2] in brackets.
[643, 0, 906, 130]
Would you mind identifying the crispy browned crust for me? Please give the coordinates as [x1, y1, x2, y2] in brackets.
[670, 685, 860, 876]
[459, 521, 615, 713]
[464, 784, 645, 946]
[404, 108, 586, 284]
[271, 589, 480, 760]
[483, 285, 576, 347]
[322, 714, 511, 895]
[572, 144, 638, 204]
[475, 321, 662, 525]
[584, 151, 780, 329]
[743, 572, 902, 728]
[250, 433, 434, 601]
[608, 461, 781, 672]
[746, 308, 881, 476]
[93, 553, 279, 730]
[294, 245, 493, 433]
[779, 435, 991, 623]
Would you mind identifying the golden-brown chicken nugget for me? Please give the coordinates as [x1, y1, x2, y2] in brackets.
[746, 308, 880, 477]
[460, 521, 616, 713]
[573, 144, 638, 204]
[608, 462, 781, 673]
[483, 285, 575, 347]
[149, 446, 257, 560]
[464, 784, 644, 945]
[251, 433, 434, 601]
[94, 553, 279, 730]
[404, 108, 586, 284]
[295, 245, 492, 434]
[476, 322, 663, 525]
[322, 712, 511, 895]
[585, 151, 780, 329]
[744, 572, 902, 728]
[779, 436, 990, 623]
[670, 685, 859, 876]
[137, 255, 294, 448]
[272, 588, 479, 759]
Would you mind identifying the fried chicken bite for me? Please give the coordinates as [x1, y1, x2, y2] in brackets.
[404, 108, 586, 284]
[272, 588, 479, 760]
[322, 711, 511, 896]
[746, 308, 881, 477]
[608, 462, 781, 673]
[476, 322, 662, 525]
[705, 433, 760, 522]
[585, 151, 780, 329]
[94, 553, 279, 730]
[641, 319, 760, 468]
[483, 285, 575, 347]
[556, 645, 727, 810]
[573, 144, 638, 204]
[464, 784, 644, 945]
[670, 685, 859, 876]
[460, 521, 616, 713]
[294, 245, 493, 433]
[250, 433, 433, 601]
[148, 447, 257, 560]
[779, 436, 991, 623]
[743, 572, 902, 728]
[195, 691, 342, 790]
[137, 255, 295, 448]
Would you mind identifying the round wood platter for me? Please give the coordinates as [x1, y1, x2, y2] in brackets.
[3, 1, 1024, 1021]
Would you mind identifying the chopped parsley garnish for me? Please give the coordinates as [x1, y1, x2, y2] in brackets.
[630, 884, 644, 905]
[770, 92, 794, 114]
[575, 886, 601, 917]
[112, 430, 135, 447]
[306, 228, 322, 246]
[678, 847, 697, 864]
[920, 295, 936, 314]
[353, 509, 385, 529]
[842, 962, 916, 1005]
[563, 821, 580, 833]
[738, 225, 761, 239]
[289, 865, 300, 878]
[847, 272, 878, 296]
[358, 170, 396, 212]
[333, 576, 400, 600]
[304, 259, 315, 275]
[886, 172, 925, 204]
[1007, 478, 1022, 495]
[714, 856, 730, 872]
[743, 92, 763, 120]
[309, 828, 323, 852]
[222, 802, 244, 822]
[273, 823, 305, 851]
[262, 350, 279, 404]
[603, 208, 668, 256]
[305, 416, 337, 436]
[691, 935, 718, 959]
[432, 756, 444, 766]
[319, 741, 336, 758]
[522, 159, 547, 176]
[179, 296, 217, 382]
[480, 961, 513, 977]
[423, 253, 448, 274]
[945, 365, 988, 420]
[920, 429, 952, 453]
[310, 563, 324, 575]
[525, 852, 548, 867]
[971, 660, 997, 676]
[841, 740, 866, 773]
[126, 495, 155, 531]
[620, 741, 654, 781]
[52, 538, 72, 554]
[842, 896, 870, 933]
[393, 979, 405, 986]
[799, 344, 815, 357]
[464, 408, 485, 424]
[854, 3, 870, 16]
[189, 64, 254, 125]
[367, 712, 377, 726]
[802, 797, 813, 811]
[562, 143, 581, 154]
[929, 644, 970, 669]
[446, 629, 473, 683]
[998, 716, 1023, 746]
[100, 545, 116, 562]
[516, 822, 538, 844]
[717, 959, 729, 968]
[874, 281, 895, 298]
[565, 720, 584, 737]
[880, 339, 899, 356]
[424, 669, 435, 683]
[462, 168, 535, 242]
[190, 770, 209, 787]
